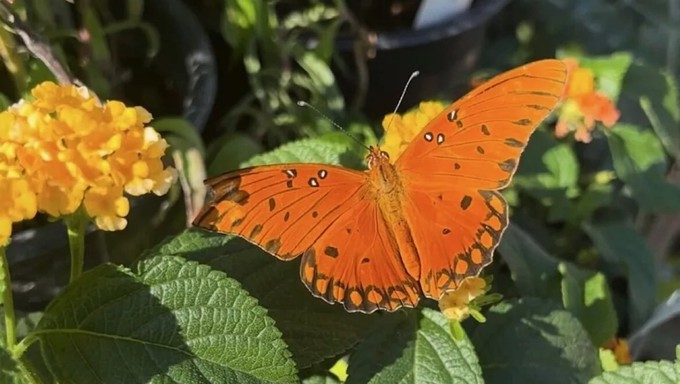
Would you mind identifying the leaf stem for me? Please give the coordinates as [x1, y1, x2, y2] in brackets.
[66, 210, 89, 283]
[0, 246, 16, 349]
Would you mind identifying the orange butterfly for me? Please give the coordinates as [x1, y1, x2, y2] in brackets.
[193, 60, 568, 313]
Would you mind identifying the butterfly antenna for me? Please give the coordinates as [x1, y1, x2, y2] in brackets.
[386, 70, 420, 131]
[296, 101, 370, 150]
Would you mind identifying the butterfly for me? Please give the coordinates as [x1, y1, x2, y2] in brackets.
[193, 59, 568, 313]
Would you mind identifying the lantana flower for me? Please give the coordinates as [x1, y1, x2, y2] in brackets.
[602, 337, 632, 365]
[381, 101, 446, 160]
[0, 81, 177, 243]
[555, 59, 620, 143]
[438, 276, 488, 322]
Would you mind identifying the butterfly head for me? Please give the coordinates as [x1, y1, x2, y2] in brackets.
[366, 146, 391, 170]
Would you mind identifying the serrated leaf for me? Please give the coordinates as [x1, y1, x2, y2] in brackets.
[158, 230, 377, 369]
[560, 263, 618, 346]
[606, 124, 680, 212]
[346, 309, 483, 384]
[497, 223, 561, 298]
[584, 220, 656, 330]
[302, 375, 342, 384]
[588, 359, 679, 384]
[472, 298, 601, 383]
[242, 134, 364, 168]
[34, 257, 297, 383]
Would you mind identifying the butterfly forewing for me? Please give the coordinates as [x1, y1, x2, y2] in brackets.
[396, 59, 568, 189]
[194, 164, 368, 259]
[393, 59, 567, 297]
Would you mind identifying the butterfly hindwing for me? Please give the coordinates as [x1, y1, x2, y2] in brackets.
[300, 198, 420, 313]
[401, 185, 507, 298]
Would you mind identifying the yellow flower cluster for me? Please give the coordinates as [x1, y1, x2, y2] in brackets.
[0, 81, 176, 245]
[438, 277, 487, 322]
[381, 101, 446, 160]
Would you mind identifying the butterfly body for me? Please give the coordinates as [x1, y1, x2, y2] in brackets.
[194, 59, 568, 313]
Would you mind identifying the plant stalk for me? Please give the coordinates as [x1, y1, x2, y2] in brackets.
[0, 246, 16, 350]
[66, 211, 88, 283]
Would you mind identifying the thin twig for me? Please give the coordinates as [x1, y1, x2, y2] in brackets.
[337, 1, 372, 113]
[0, 1, 74, 84]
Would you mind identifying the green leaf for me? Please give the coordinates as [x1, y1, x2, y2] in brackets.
[621, 63, 680, 158]
[568, 182, 614, 225]
[583, 220, 656, 330]
[598, 348, 619, 372]
[33, 258, 297, 383]
[347, 309, 483, 384]
[302, 375, 342, 384]
[206, 133, 264, 176]
[472, 298, 601, 383]
[158, 230, 377, 369]
[606, 124, 680, 212]
[637, 67, 680, 158]
[0, 345, 26, 384]
[514, 130, 579, 221]
[295, 51, 344, 111]
[242, 134, 364, 168]
[154, 117, 206, 156]
[578, 53, 633, 101]
[560, 263, 618, 346]
[0, 93, 11, 110]
[515, 130, 579, 190]
[588, 359, 679, 384]
[497, 224, 561, 298]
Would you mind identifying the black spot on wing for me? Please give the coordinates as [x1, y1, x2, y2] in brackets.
[460, 195, 472, 210]
[324, 246, 339, 258]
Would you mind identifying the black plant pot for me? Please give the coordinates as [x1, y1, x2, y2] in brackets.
[7, 0, 216, 311]
[334, 0, 510, 119]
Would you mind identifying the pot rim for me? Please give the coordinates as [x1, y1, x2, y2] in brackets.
[334, 0, 510, 51]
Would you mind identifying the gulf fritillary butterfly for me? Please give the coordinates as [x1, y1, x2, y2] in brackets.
[193, 60, 568, 313]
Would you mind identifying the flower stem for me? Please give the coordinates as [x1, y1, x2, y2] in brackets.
[0, 246, 16, 349]
[66, 210, 89, 283]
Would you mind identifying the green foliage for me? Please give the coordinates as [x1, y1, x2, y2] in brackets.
[217, 0, 347, 150]
[347, 309, 483, 384]
[472, 299, 601, 383]
[560, 263, 618, 347]
[588, 349, 680, 384]
[30, 257, 297, 383]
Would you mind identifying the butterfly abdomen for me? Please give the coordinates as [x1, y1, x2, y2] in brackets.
[366, 158, 423, 282]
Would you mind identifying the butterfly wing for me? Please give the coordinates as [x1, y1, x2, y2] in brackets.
[395, 59, 568, 298]
[299, 197, 420, 312]
[193, 164, 420, 312]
